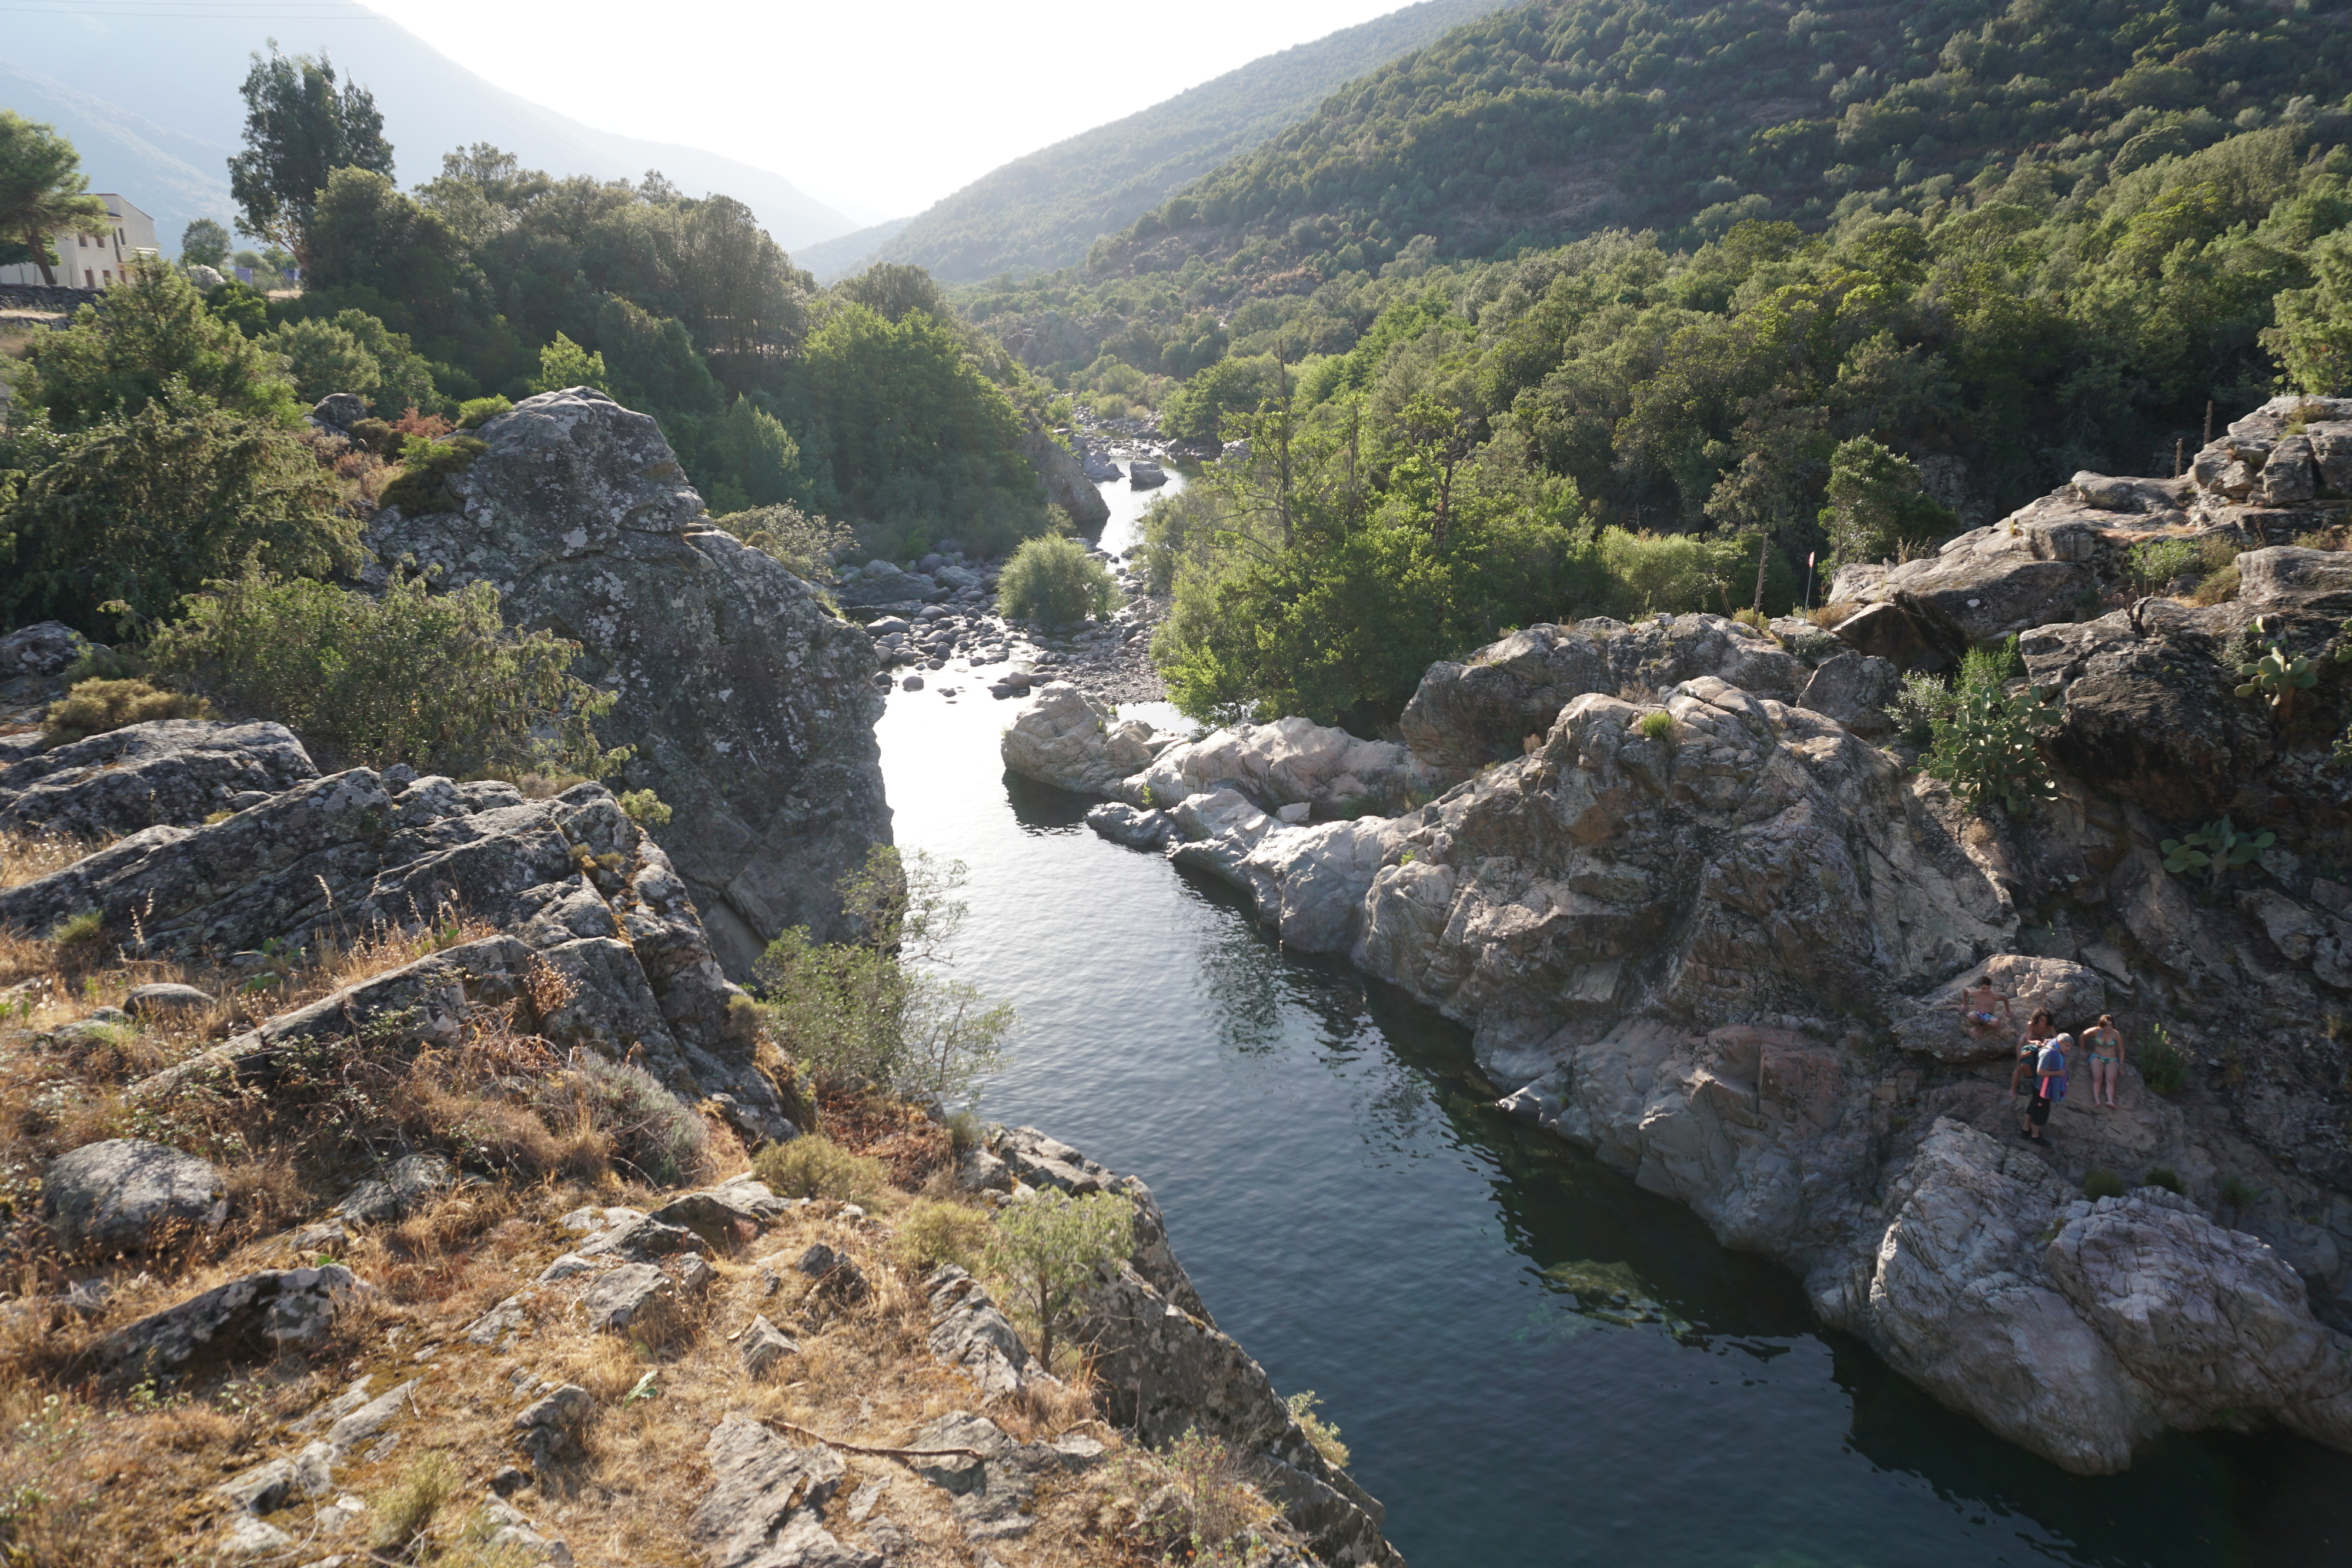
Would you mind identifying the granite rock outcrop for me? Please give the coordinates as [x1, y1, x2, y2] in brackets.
[362, 387, 890, 975]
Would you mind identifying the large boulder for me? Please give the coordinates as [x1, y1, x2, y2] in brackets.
[1829, 477, 2192, 650]
[1130, 716, 1437, 820]
[1357, 676, 2014, 1080]
[2020, 547, 2352, 822]
[362, 388, 888, 975]
[1021, 424, 1110, 532]
[1851, 1120, 2352, 1472]
[1399, 616, 1806, 774]
[43, 1138, 223, 1252]
[0, 720, 318, 839]
[1889, 954, 2110, 1062]
[999, 683, 1158, 796]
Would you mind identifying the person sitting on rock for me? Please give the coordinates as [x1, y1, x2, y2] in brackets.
[2024, 1031, 2072, 1143]
[2083, 1014, 2126, 1109]
[1961, 977, 2017, 1038]
[2010, 1008, 2056, 1136]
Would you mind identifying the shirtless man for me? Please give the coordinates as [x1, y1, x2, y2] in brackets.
[1962, 977, 2017, 1039]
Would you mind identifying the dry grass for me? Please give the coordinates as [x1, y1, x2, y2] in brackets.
[1, 827, 118, 894]
[1809, 599, 1857, 630]
[0, 846, 1259, 1568]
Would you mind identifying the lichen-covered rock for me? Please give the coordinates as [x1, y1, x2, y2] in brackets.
[1356, 677, 2013, 1082]
[923, 1266, 1037, 1399]
[1399, 616, 1804, 773]
[97, 1265, 356, 1381]
[1000, 683, 1157, 796]
[1021, 423, 1110, 531]
[43, 1138, 222, 1252]
[0, 620, 85, 679]
[691, 1415, 871, 1568]
[361, 387, 889, 976]
[0, 720, 318, 838]
[2020, 548, 2352, 823]
[6, 758, 789, 1132]
[1795, 651, 1900, 741]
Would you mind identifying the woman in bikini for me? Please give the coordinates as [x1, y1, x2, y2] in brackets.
[2083, 1014, 2126, 1108]
[2010, 1008, 2057, 1137]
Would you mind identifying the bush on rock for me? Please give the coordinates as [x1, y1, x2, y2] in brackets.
[146, 567, 627, 778]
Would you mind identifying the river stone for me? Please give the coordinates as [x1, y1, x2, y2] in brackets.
[0, 719, 319, 838]
[1000, 683, 1156, 797]
[43, 1138, 222, 1252]
[1085, 801, 1174, 850]
[361, 387, 890, 977]
[1132, 716, 1435, 820]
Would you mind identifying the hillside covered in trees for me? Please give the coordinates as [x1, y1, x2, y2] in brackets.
[957, 0, 2352, 725]
[861, 0, 1506, 284]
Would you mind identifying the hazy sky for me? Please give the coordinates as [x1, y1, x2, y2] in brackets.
[362, 0, 1417, 220]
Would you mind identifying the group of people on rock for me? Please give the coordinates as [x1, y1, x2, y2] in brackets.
[1960, 979, 2129, 1144]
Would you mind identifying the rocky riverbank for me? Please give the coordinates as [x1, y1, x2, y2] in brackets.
[996, 396, 2352, 1477]
[838, 542, 1170, 709]
[0, 387, 1403, 1565]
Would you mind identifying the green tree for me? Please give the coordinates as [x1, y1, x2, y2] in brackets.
[531, 332, 610, 395]
[226, 44, 393, 266]
[984, 1188, 1135, 1369]
[146, 567, 626, 778]
[267, 313, 382, 404]
[0, 399, 355, 634]
[752, 846, 1013, 1106]
[2263, 230, 2352, 394]
[179, 218, 231, 269]
[0, 112, 110, 287]
[1818, 437, 1959, 568]
[18, 260, 298, 430]
[834, 263, 949, 325]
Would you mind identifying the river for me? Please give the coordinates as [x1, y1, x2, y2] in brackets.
[869, 474, 2352, 1567]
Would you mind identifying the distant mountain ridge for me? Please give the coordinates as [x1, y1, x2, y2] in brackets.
[862, 0, 1510, 284]
[2, 0, 854, 253]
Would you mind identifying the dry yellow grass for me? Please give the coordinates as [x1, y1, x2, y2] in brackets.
[0, 845, 1271, 1568]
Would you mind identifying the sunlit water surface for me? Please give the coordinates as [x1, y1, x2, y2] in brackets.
[867, 478, 2351, 1568]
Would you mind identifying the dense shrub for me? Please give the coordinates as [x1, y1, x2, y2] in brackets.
[16, 260, 298, 430]
[1818, 439, 1960, 569]
[892, 1198, 994, 1273]
[999, 536, 1115, 626]
[725, 503, 853, 583]
[754, 847, 1013, 1105]
[0, 399, 357, 634]
[532, 1055, 710, 1186]
[377, 434, 487, 516]
[2083, 1168, 2126, 1201]
[2139, 1024, 2191, 1097]
[750, 1134, 889, 1205]
[40, 678, 212, 745]
[145, 567, 626, 777]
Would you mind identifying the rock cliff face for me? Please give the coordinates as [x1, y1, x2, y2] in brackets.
[1000, 425, 2352, 1474]
[363, 387, 890, 976]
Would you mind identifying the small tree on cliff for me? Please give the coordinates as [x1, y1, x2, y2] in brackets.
[1818, 437, 1958, 567]
[985, 1188, 1134, 1369]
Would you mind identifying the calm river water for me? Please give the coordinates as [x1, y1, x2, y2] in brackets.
[868, 477, 2352, 1567]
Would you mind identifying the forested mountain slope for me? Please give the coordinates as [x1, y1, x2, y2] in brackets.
[864, 0, 1509, 283]
[1100, 0, 2352, 282]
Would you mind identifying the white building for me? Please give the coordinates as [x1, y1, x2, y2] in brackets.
[0, 193, 160, 290]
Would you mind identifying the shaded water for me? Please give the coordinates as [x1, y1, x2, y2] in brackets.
[871, 479, 2352, 1568]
